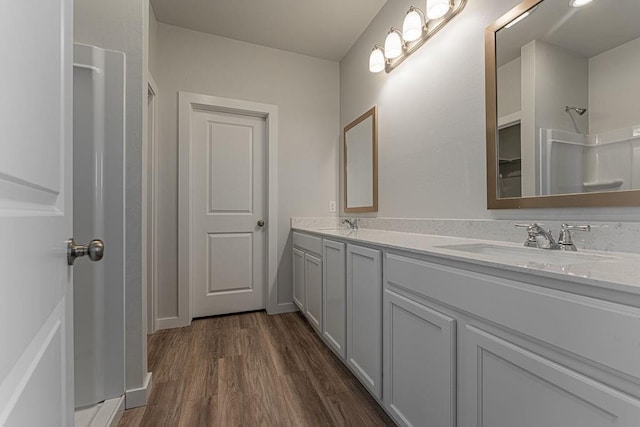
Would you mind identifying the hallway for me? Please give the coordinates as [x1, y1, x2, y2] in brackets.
[119, 311, 393, 426]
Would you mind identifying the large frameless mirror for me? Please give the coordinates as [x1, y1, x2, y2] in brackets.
[344, 106, 378, 213]
[485, 0, 640, 208]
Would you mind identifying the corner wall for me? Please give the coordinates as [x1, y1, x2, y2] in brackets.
[340, 0, 640, 222]
[154, 24, 340, 320]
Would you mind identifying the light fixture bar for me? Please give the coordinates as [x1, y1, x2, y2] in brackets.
[378, 0, 467, 73]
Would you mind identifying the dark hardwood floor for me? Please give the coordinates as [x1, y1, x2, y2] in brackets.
[119, 311, 394, 426]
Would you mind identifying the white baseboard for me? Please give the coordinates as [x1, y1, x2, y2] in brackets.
[267, 302, 298, 315]
[125, 372, 153, 409]
[156, 316, 187, 330]
[75, 396, 124, 427]
[98, 396, 124, 427]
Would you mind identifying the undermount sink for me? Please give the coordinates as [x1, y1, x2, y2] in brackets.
[437, 243, 615, 266]
[318, 228, 356, 235]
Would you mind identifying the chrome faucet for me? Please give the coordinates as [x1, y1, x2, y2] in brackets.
[516, 223, 591, 251]
[516, 223, 559, 249]
[342, 218, 359, 230]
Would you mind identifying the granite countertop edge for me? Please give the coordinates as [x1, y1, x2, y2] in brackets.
[291, 226, 640, 297]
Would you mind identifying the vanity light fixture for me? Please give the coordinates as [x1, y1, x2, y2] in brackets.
[402, 7, 427, 42]
[426, 0, 452, 19]
[569, 0, 594, 7]
[369, 46, 386, 73]
[369, 0, 467, 73]
[384, 28, 404, 59]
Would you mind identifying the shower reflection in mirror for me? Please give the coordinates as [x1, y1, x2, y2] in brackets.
[494, 0, 640, 199]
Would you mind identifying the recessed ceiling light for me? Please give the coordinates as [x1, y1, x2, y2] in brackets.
[570, 0, 594, 7]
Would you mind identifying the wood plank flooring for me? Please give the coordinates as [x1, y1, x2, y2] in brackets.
[119, 311, 394, 426]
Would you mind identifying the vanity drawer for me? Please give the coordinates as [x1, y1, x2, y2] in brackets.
[293, 231, 323, 256]
[386, 253, 640, 379]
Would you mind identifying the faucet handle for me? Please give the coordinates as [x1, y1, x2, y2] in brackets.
[558, 223, 591, 250]
[515, 222, 545, 229]
[515, 223, 540, 247]
[561, 224, 591, 232]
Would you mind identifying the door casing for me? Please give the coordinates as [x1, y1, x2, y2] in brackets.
[178, 92, 280, 326]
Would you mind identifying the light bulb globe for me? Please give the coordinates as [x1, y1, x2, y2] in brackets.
[384, 30, 403, 59]
[403, 10, 423, 42]
[369, 47, 386, 73]
[426, 0, 451, 19]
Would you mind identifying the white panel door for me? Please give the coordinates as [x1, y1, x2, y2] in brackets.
[322, 239, 346, 359]
[384, 290, 456, 427]
[462, 324, 640, 427]
[191, 109, 265, 317]
[292, 248, 305, 311]
[304, 253, 322, 333]
[346, 244, 382, 399]
[0, 1, 74, 425]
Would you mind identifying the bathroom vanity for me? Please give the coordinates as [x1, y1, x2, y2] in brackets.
[292, 226, 640, 427]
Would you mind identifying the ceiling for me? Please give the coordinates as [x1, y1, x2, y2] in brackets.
[496, 0, 640, 66]
[150, 0, 387, 61]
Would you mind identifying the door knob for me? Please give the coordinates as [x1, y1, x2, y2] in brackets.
[257, 219, 265, 227]
[67, 238, 105, 266]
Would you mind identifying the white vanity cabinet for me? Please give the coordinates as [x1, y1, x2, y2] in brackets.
[292, 232, 323, 333]
[346, 243, 383, 399]
[322, 239, 346, 359]
[292, 227, 640, 427]
[386, 251, 640, 427]
[383, 290, 456, 427]
[462, 324, 640, 427]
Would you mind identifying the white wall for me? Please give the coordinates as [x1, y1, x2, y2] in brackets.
[589, 37, 640, 135]
[497, 57, 521, 118]
[74, 0, 149, 396]
[340, 0, 640, 221]
[155, 24, 340, 319]
[149, 5, 159, 77]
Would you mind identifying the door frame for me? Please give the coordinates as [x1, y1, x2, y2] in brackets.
[143, 73, 159, 334]
[178, 92, 279, 326]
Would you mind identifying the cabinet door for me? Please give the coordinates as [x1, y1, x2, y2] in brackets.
[347, 244, 382, 399]
[461, 324, 640, 427]
[384, 290, 456, 427]
[323, 239, 346, 359]
[292, 247, 305, 311]
[304, 253, 323, 333]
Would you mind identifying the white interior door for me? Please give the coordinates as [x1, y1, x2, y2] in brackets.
[0, 0, 74, 425]
[190, 109, 266, 317]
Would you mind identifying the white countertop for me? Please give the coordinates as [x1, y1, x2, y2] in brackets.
[292, 226, 640, 296]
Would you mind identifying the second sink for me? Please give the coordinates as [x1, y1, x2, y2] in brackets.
[437, 243, 615, 266]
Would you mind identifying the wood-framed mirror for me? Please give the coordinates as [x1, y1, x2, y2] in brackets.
[485, 0, 640, 209]
[344, 106, 378, 213]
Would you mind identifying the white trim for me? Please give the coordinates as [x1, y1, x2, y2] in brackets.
[155, 316, 185, 331]
[124, 372, 153, 409]
[268, 302, 299, 315]
[498, 111, 521, 129]
[178, 92, 279, 326]
[74, 396, 124, 427]
[144, 73, 159, 334]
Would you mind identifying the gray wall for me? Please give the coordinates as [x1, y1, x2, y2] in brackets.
[589, 37, 640, 135]
[74, 0, 148, 393]
[155, 23, 340, 319]
[149, 5, 159, 78]
[340, 0, 640, 222]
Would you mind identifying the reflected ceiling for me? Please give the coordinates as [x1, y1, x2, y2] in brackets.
[497, 0, 640, 66]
